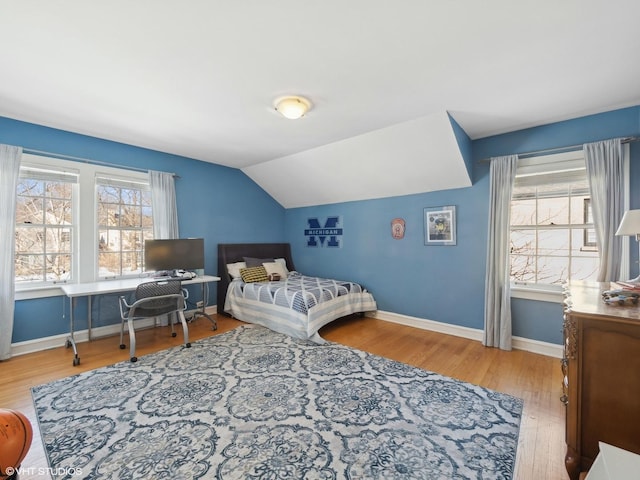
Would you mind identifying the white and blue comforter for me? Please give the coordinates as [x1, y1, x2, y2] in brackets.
[224, 271, 377, 342]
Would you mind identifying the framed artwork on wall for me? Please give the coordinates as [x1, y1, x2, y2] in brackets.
[304, 215, 343, 248]
[424, 206, 456, 246]
[391, 218, 405, 239]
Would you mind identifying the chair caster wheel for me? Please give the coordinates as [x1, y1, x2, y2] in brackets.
[119, 344, 126, 349]
[172, 332, 177, 337]
[186, 343, 191, 348]
[130, 357, 138, 363]
[73, 357, 80, 366]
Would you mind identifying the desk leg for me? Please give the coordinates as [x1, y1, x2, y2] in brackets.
[65, 297, 81, 366]
[88, 295, 92, 341]
[191, 283, 217, 330]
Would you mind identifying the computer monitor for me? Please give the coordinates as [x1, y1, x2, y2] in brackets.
[144, 238, 204, 274]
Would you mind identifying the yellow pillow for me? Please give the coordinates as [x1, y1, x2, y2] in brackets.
[240, 266, 269, 283]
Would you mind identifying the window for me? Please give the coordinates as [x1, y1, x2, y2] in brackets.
[510, 151, 599, 287]
[15, 154, 153, 294]
[96, 176, 153, 278]
[15, 166, 77, 285]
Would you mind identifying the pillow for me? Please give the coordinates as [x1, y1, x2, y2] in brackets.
[263, 261, 288, 280]
[240, 265, 269, 283]
[274, 257, 289, 274]
[244, 257, 274, 268]
[227, 261, 247, 279]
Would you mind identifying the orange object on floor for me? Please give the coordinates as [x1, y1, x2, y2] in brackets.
[0, 409, 33, 479]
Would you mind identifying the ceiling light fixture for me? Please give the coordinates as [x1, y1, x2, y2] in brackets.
[274, 96, 311, 120]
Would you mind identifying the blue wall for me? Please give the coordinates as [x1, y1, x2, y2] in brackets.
[285, 186, 486, 330]
[285, 106, 640, 345]
[6, 106, 640, 346]
[2, 116, 286, 342]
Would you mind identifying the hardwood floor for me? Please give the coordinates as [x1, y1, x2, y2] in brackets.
[1, 314, 567, 479]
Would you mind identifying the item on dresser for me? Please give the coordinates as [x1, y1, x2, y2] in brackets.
[601, 289, 640, 305]
[614, 280, 640, 290]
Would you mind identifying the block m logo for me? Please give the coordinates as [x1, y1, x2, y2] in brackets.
[305, 216, 343, 248]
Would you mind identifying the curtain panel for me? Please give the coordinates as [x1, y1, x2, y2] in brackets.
[149, 170, 179, 240]
[0, 145, 22, 360]
[483, 155, 518, 350]
[584, 139, 625, 282]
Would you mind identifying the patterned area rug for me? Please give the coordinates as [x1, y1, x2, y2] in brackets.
[32, 325, 523, 479]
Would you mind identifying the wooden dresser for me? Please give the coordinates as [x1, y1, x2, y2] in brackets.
[562, 282, 640, 480]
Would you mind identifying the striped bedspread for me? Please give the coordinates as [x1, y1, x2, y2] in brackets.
[237, 272, 366, 314]
[224, 272, 377, 342]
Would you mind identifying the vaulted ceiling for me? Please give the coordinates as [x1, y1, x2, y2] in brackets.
[1, 1, 639, 207]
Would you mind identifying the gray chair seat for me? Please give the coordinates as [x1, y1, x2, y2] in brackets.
[118, 279, 190, 362]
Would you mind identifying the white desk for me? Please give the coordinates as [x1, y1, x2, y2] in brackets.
[61, 275, 220, 365]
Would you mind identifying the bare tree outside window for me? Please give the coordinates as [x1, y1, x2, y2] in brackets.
[14, 158, 155, 287]
[97, 183, 153, 278]
[15, 179, 73, 283]
[510, 179, 599, 286]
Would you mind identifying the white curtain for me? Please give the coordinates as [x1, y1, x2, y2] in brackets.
[584, 139, 625, 282]
[0, 145, 22, 360]
[149, 170, 179, 239]
[483, 154, 518, 350]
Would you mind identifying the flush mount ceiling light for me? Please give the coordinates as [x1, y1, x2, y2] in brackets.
[274, 96, 312, 120]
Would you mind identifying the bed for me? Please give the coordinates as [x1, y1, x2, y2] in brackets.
[217, 243, 377, 342]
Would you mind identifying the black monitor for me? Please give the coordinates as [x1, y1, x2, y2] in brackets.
[144, 238, 204, 274]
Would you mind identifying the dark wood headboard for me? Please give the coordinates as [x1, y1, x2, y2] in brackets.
[217, 243, 296, 315]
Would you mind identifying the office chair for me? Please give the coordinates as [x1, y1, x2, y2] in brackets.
[118, 279, 191, 362]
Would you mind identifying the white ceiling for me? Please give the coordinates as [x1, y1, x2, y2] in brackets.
[1, 1, 639, 207]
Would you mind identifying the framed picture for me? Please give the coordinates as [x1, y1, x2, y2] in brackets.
[391, 218, 405, 239]
[424, 206, 456, 246]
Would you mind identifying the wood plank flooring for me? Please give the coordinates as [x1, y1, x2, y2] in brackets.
[0, 314, 567, 479]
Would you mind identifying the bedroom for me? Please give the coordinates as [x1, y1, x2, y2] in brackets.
[5, 107, 640, 359]
[1, 2, 640, 479]
[3, 112, 640, 480]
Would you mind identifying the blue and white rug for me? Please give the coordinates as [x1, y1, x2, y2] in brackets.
[32, 325, 523, 479]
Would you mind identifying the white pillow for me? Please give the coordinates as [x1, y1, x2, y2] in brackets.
[227, 261, 247, 279]
[274, 258, 289, 274]
[263, 261, 288, 279]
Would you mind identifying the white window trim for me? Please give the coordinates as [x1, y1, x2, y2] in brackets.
[16, 154, 149, 300]
[511, 283, 563, 303]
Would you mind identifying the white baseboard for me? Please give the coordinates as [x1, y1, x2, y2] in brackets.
[10, 306, 217, 357]
[11, 306, 562, 359]
[372, 310, 563, 358]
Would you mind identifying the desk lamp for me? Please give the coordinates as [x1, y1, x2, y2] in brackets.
[615, 209, 640, 282]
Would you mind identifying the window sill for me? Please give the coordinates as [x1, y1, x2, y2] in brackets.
[510, 284, 563, 303]
[15, 285, 65, 300]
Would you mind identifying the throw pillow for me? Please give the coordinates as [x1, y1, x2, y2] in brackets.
[263, 261, 288, 279]
[244, 257, 275, 268]
[227, 261, 247, 279]
[240, 265, 269, 283]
